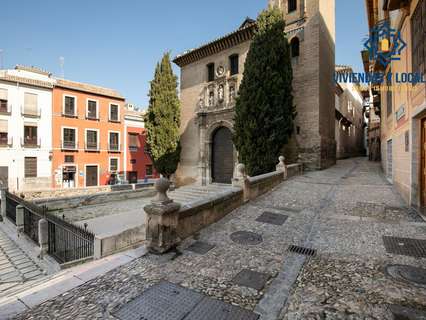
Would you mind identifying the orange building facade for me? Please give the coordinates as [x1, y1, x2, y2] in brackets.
[51, 79, 125, 188]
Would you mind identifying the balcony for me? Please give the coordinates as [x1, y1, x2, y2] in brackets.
[0, 137, 12, 148]
[86, 114, 99, 121]
[108, 143, 120, 152]
[108, 117, 120, 123]
[61, 140, 78, 151]
[21, 106, 41, 118]
[85, 141, 99, 152]
[21, 137, 40, 148]
[62, 109, 78, 118]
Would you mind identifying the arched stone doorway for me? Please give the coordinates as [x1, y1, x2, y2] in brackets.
[211, 126, 234, 184]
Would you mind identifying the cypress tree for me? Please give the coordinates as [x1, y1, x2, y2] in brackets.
[233, 7, 296, 176]
[145, 52, 181, 179]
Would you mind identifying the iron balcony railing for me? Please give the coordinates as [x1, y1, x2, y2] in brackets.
[21, 137, 41, 148]
[62, 109, 77, 118]
[61, 140, 78, 150]
[108, 143, 120, 152]
[85, 141, 99, 151]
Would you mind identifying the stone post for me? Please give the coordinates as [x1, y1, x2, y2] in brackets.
[232, 163, 250, 202]
[276, 156, 288, 180]
[16, 205, 24, 233]
[297, 154, 304, 173]
[0, 184, 6, 222]
[38, 218, 48, 258]
[144, 178, 181, 254]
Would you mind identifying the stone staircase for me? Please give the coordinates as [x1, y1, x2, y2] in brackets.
[168, 183, 236, 205]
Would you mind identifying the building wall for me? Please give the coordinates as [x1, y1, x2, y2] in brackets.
[177, 0, 336, 185]
[51, 87, 124, 188]
[378, 0, 426, 206]
[0, 71, 53, 191]
[124, 119, 157, 182]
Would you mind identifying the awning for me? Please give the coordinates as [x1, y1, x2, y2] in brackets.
[24, 93, 38, 114]
[0, 120, 7, 132]
[0, 89, 7, 100]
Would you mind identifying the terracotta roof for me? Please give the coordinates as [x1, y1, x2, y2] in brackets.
[15, 65, 52, 76]
[173, 18, 256, 67]
[0, 74, 53, 89]
[55, 78, 125, 100]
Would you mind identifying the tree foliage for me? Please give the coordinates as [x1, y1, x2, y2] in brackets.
[233, 7, 296, 176]
[145, 52, 181, 178]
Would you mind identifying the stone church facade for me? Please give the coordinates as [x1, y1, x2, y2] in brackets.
[173, 0, 336, 186]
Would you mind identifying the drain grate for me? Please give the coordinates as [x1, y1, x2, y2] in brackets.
[230, 231, 263, 246]
[385, 264, 426, 288]
[232, 269, 271, 291]
[256, 212, 288, 226]
[288, 245, 316, 257]
[186, 241, 215, 255]
[382, 236, 426, 258]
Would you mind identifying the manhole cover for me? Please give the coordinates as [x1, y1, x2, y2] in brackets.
[383, 236, 426, 258]
[230, 231, 263, 245]
[186, 241, 215, 255]
[256, 212, 288, 226]
[385, 264, 426, 288]
[232, 269, 271, 291]
[389, 304, 426, 320]
[113, 281, 203, 320]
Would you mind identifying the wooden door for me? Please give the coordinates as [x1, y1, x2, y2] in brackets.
[86, 166, 98, 187]
[211, 127, 234, 184]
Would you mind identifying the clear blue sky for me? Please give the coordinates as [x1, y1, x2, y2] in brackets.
[1, 0, 368, 108]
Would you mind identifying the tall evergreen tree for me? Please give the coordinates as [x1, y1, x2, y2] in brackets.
[233, 7, 296, 176]
[146, 52, 181, 179]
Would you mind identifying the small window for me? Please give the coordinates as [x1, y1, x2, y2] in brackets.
[288, 0, 297, 12]
[63, 128, 77, 149]
[290, 37, 300, 58]
[64, 96, 76, 116]
[109, 158, 119, 172]
[229, 55, 239, 75]
[130, 159, 136, 164]
[109, 132, 120, 151]
[411, 1, 425, 74]
[128, 133, 139, 151]
[109, 104, 119, 122]
[64, 155, 74, 163]
[24, 157, 37, 178]
[146, 165, 153, 176]
[207, 63, 215, 82]
[24, 125, 38, 146]
[86, 130, 98, 150]
[87, 100, 98, 120]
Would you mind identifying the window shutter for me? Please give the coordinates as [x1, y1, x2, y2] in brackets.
[0, 120, 7, 132]
[0, 89, 7, 100]
[24, 157, 37, 178]
[24, 93, 38, 115]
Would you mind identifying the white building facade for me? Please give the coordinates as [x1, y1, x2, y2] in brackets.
[0, 66, 54, 191]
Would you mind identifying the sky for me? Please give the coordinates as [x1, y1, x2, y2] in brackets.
[1, 0, 368, 109]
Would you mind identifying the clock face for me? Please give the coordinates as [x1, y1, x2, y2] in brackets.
[217, 66, 225, 76]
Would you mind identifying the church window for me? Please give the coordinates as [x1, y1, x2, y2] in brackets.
[207, 63, 215, 82]
[288, 0, 297, 13]
[229, 54, 239, 75]
[290, 37, 300, 58]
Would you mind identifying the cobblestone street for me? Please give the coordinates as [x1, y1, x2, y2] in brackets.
[12, 158, 426, 319]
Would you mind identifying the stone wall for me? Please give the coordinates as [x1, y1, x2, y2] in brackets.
[34, 187, 156, 211]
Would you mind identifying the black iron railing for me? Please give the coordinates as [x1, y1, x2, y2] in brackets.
[6, 192, 19, 224]
[5, 192, 94, 264]
[47, 214, 94, 263]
